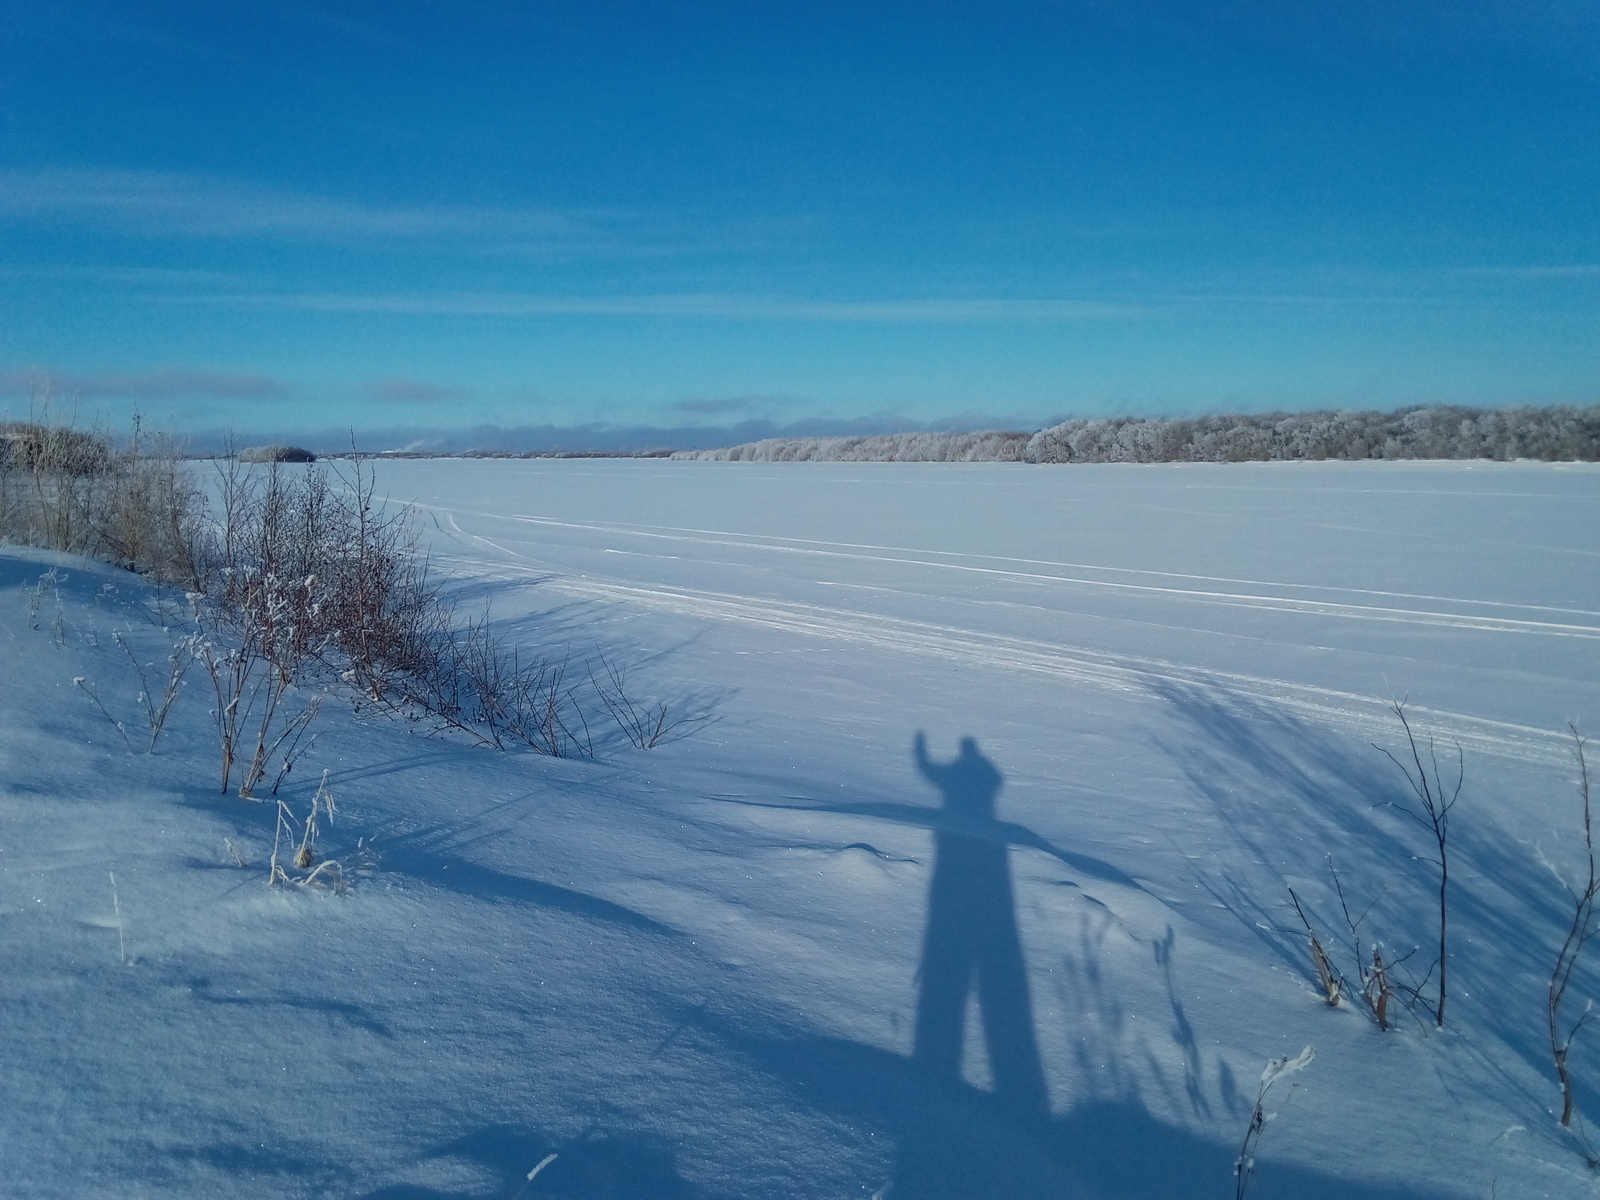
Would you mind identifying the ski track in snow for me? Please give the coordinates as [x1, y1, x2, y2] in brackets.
[422, 509, 1579, 768]
[425, 506, 1600, 632]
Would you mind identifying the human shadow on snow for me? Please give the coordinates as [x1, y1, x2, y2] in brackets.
[907, 733, 1050, 1119]
[696, 733, 1459, 1197]
[810, 732, 1456, 1199]
[351, 730, 1465, 1200]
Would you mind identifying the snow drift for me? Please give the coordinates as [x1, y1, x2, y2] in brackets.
[4, 458, 1599, 1199]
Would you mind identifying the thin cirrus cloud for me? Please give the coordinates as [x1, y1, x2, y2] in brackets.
[0, 167, 602, 247]
[1452, 264, 1600, 279]
[365, 379, 471, 403]
[192, 290, 1144, 323]
[673, 396, 760, 414]
[0, 365, 290, 400]
[0, 264, 249, 287]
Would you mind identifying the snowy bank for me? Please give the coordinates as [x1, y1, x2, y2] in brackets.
[4, 459, 1599, 1198]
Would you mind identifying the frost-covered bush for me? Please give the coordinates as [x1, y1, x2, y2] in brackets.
[0, 420, 204, 586]
[0, 422, 115, 474]
[7, 420, 706, 765]
[206, 456, 438, 702]
[204, 457, 642, 758]
[1025, 404, 1600, 464]
[238, 444, 316, 463]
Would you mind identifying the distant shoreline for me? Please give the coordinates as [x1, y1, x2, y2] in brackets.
[166, 402, 1600, 464]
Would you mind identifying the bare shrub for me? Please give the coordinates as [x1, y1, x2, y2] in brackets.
[1283, 704, 1458, 1033]
[1375, 700, 1462, 1028]
[1288, 862, 1411, 1030]
[388, 603, 592, 756]
[1548, 726, 1597, 1140]
[95, 424, 206, 586]
[197, 592, 323, 797]
[207, 455, 437, 702]
[501, 652, 591, 756]
[589, 651, 712, 750]
[9, 417, 710, 770]
[1325, 860, 1409, 1030]
[203, 454, 616, 758]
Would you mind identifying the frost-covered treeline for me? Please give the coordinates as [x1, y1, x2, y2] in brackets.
[1025, 403, 1600, 464]
[670, 405, 1600, 465]
[671, 430, 1032, 462]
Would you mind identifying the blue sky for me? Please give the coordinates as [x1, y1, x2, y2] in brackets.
[2, 1, 1597, 444]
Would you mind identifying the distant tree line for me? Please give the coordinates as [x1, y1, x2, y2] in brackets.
[670, 404, 1600, 464]
[1024, 403, 1600, 464]
[671, 430, 1032, 462]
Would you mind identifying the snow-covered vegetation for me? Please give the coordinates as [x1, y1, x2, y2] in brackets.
[3, 455, 1599, 1198]
[1, 419, 204, 585]
[670, 404, 1600, 465]
[236, 444, 317, 463]
[1025, 403, 1600, 464]
[672, 429, 1032, 462]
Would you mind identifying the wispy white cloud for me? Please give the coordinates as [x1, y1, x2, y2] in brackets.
[0, 365, 290, 400]
[1452, 264, 1600, 279]
[179, 285, 1453, 321]
[364, 378, 471, 403]
[0, 167, 603, 248]
[186, 290, 1145, 323]
[673, 396, 763, 414]
[0, 264, 248, 287]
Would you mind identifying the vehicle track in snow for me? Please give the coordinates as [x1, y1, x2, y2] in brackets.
[421, 507, 1582, 769]
[420, 507, 1600, 640]
[543, 575, 1575, 768]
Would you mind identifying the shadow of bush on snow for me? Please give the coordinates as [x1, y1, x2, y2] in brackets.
[1152, 680, 1597, 1121]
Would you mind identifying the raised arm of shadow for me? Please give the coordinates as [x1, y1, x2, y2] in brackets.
[911, 732, 1049, 1121]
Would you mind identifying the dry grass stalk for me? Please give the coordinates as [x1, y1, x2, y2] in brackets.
[269, 772, 344, 892]
[1287, 887, 1341, 1006]
[72, 676, 135, 753]
[1369, 947, 1393, 1032]
[25, 568, 60, 629]
[108, 870, 127, 966]
[114, 627, 199, 752]
[1233, 1046, 1315, 1200]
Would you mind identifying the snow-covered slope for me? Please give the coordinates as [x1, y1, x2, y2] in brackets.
[4, 459, 1598, 1199]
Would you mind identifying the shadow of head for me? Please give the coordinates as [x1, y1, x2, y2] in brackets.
[916, 733, 1004, 820]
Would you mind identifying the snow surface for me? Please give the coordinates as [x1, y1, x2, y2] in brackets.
[3, 459, 1599, 1199]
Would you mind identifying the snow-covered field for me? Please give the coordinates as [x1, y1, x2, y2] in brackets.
[4, 459, 1599, 1199]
